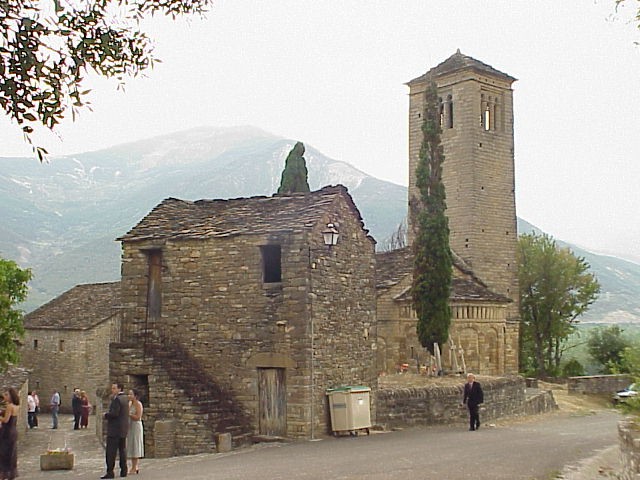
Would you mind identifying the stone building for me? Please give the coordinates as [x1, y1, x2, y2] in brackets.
[376, 247, 517, 375]
[377, 50, 520, 375]
[111, 185, 377, 456]
[20, 282, 120, 413]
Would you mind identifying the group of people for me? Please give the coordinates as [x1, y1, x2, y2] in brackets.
[72, 388, 93, 430]
[101, 383, 144, 479]
[26, 390, 40, 429]
[0, 376, 477, 480]
[48, 388, 92, 430]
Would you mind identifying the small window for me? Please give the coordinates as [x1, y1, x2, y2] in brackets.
[59, 339, 64, 352]
[33, 339, 38, 350]
[261, 245, 282, 283]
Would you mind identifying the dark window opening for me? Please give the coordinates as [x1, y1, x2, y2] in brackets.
[129, 374, 150, 408]
[146, 250, 162, 321]
[59, 339, 64, 352]
[447, 95, 454, 128]
[261, 245, 282, 283]
[33, 339, 38, 350]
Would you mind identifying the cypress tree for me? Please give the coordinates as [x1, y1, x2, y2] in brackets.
[277, 142, 311, 194]
[411, 81, 453, 355]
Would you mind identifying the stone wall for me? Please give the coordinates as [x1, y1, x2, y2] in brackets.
[20, 319, 115, 415]
[376, 376, 553, 428]
[618, 419, 640, 480]
[376, 268, 517, 377]
[109, 345, 229, 457]
[567, 375, 632, 395]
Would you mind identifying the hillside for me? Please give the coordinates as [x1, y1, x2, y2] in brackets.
[1, 126, 638, 323]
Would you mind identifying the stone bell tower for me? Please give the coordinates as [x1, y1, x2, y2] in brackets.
[407, 50, 520, 323]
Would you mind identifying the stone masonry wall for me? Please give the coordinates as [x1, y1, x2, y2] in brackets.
[376, 376, 529, 428]
[307, 204, 378, 434]
[20, 320, 114, 414]
[377, 273, 514, 376]
[567, 374, 632, 395]
[618, 419, 640, 480]
[109, 344, 230, 457]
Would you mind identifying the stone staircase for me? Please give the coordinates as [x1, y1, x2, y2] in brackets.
[146, 335, 254, 448]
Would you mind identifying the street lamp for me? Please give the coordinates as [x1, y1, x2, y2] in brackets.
[322, 223, 339, 246]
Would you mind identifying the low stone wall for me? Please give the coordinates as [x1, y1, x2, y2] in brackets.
[618, 418, 640, 480]
[567, 375, 632, 395]
[376, 376, 554, 428]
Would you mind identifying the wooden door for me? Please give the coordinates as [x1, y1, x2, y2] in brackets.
[258, 368, 287, 436]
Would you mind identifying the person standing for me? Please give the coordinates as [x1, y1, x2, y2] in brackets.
[80, 391, 91, 428]
[32, 390, 40, 427]
[126, 389, 144, 475]
[72, 388, 82, 430]
[50, 389, 60, 429]
[0, 387, 20, 479]
[462, 373, 484, 431]
[27, 391, 37, 429]
[101, 383, 129, 479]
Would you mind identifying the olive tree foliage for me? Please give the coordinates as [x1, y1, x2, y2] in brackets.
[0, 257, 32, 370]
[411, 81, 452, 355]
[0, 0, 212, 159]
[277, 142, 310, 194]
[518, 233, 600, 377]
[587, 325, 631, 374]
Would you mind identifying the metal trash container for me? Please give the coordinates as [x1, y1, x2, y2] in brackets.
[326, 386, 372, 436]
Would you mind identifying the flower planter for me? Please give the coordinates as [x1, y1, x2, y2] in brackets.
[40, 452, 74, 470]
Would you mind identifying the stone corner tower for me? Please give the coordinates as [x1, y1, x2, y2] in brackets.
[407, 50, 520, 326]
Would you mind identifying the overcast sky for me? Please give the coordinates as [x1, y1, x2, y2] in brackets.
[1, 1, 639, 262]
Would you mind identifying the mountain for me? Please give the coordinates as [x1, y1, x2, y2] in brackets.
[1, 125, 639, 324]
[1, 126, 406, 311]
[517, 219, 640, 324]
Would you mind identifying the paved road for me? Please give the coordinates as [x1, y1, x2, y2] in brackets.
[20, 411, 621, 479]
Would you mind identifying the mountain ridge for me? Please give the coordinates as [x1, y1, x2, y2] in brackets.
[1, 126, 638, 323]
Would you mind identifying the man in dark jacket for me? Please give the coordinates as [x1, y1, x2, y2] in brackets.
[101, 383, 129, 478]
[72, 388, 82, 430]
[462, 373, 484, 431]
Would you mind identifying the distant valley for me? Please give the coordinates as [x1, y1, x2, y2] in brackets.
[1, 126, 638, 324]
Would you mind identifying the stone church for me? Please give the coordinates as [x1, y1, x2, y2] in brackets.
[376, 50, 520, 375]
[18, 51, 521, 454]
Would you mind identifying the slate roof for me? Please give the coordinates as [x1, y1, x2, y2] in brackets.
[24, 282, 120, 330]
[376, 247, 511, 303]
[118, 185, 371, 243]
[407, 49, 516, 86]
[0, 366, 30, 391]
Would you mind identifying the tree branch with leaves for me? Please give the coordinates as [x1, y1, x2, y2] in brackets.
[518, 233, 600, 376]
[0, 257, 32, 370]
[0, 0, 212, 159]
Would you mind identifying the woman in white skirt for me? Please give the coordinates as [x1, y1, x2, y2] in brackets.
[126, 389, 144, 475]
